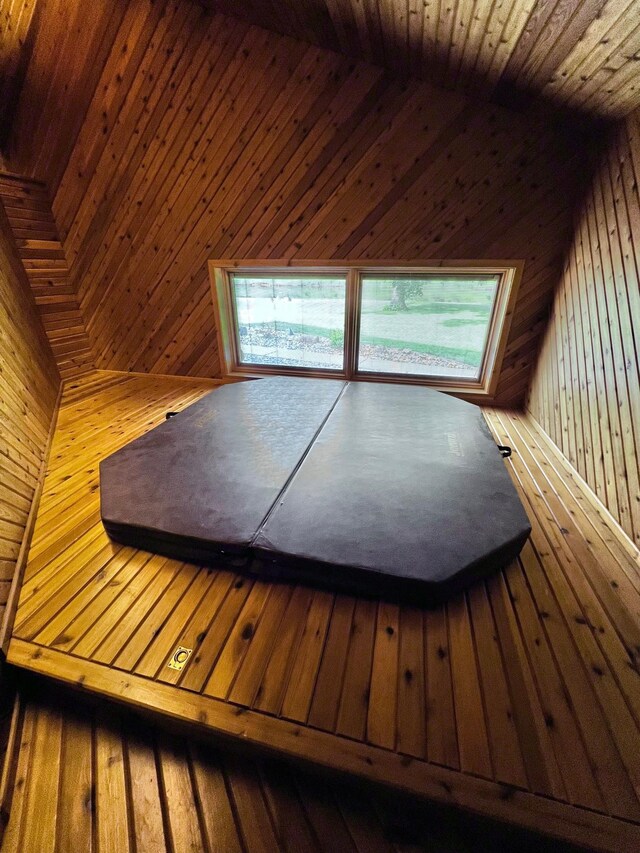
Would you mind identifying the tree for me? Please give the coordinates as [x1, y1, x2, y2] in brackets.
[388, 279, 423, 311]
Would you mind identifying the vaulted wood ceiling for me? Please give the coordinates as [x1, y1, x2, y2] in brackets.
[0, 0, 595, 405]
[2, 0, 640, 126]
[2, 0, 637, 405]
[0, 174, 94, 378]
[205, 0, 640, 119]
[0, 0, 37, 149]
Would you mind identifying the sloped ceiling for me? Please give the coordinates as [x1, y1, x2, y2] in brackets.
[2, 0, 640, 127]
[0, 0, 38, 148]
[0, 0, 596, 407]
[204, 0, 640, 119]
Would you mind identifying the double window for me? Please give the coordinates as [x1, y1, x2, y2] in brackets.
[210, 261, 521, 398]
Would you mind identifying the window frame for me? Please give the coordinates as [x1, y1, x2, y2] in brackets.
[209, 259, 523, 400]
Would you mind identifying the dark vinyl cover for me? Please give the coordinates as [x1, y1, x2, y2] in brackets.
[100, 377, 345, 550]
[252, 382, 531, 595]
[100, 377, 530, 602]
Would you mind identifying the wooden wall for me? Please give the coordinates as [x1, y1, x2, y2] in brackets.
[4, 1, 591, 405]
[527, 109, 640, 549]
[0, 203, 59, 628]
[0, 0, 38, 149]
[0, 174, 95, 379]
[205, 0, 640, 120]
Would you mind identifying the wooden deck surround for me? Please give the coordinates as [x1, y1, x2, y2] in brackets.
[7, 371, 640, 851]
[0, 676, 576, 853]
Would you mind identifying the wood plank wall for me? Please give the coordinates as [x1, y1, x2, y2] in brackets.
[0, 677, 574, 853]
[0, 0, 38, 149]
[5, 2, 593, 406]
[0, 203, 59, 631]
[0, 173, 95, 379]
[205, 0, 640, 120]
[527, 109, 640, 549]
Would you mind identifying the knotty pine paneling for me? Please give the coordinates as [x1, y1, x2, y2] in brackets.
[0, 0, 38, 149]
[527, 109, 640, 548]
[4, 0, 128, 190]
[5, 3, 591, 405]
[204, 0, 640, 120]
[0, 677, 571, 853]
[8, 0, 640, 129]
[0, 173, 95, 378]
[0, 201, 59, 629]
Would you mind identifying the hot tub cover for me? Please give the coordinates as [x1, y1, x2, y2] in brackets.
[100, 377, 530, 602]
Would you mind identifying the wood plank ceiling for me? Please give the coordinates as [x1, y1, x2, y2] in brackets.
[1, 0, 596, 405]
[4, 0, 640, 124]
[205, 0, 640, 119]
[0, 0, 38, 150]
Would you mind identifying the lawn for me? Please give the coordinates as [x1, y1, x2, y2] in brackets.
[236, 296, 492, 369]
[359, 298, 491, 367]
[233, 276, 497, 373]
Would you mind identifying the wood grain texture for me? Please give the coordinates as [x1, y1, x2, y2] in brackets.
[2, 0, 127, 190]
[203, 0, 640, 119]
[527, 108, 640, 548]
[0, 0, 38, 148]
[8, 0, 639, 124]
[4, 3, 593, 406]
[0, 173, 95, 378]
[7, 372, 640, 851]
[0, 199, 59, 639]
[0, 677, 585, 853]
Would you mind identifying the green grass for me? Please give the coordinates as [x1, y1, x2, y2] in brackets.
[248, 321, 342, 341]
[234, 279, 498, 303]
[245, 321, 481, 367]
[441, 317, 488, 327]
[369, 301, 492, 317]
[233, 281, 345, 300]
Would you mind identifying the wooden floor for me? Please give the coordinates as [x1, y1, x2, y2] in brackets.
[7, 371, 640, 851]
[0, 675, 582, 853]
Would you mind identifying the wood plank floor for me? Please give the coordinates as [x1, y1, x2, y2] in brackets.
[7, 371, 640, 851]
[0, 674, 584, 853]
[0, 677, 592, 853]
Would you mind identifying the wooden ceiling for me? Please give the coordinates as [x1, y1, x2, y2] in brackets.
[0, 0, 593, 406]
[204, 0, 640, 120]
[0, 0, 623, 407]
[0, 0, 37, 148]
[2, 0, 640, 125]
[0, 173, 95, 378]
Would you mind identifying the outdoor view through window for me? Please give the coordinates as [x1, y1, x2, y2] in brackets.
[232, 275, 347, 370]
[230, 272, 500, 380]
[358, 274, 499, 378]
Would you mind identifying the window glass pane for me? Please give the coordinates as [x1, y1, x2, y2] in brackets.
[231, 274, 347, 370]
[357, 274, 500, 379]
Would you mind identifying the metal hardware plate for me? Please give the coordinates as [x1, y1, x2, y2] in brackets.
[168, 646, 193, 671]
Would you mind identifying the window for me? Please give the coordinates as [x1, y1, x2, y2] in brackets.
[210, 261, 522, 399]
[231, 274, 347, 371]
[358, 273, 499, 380]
